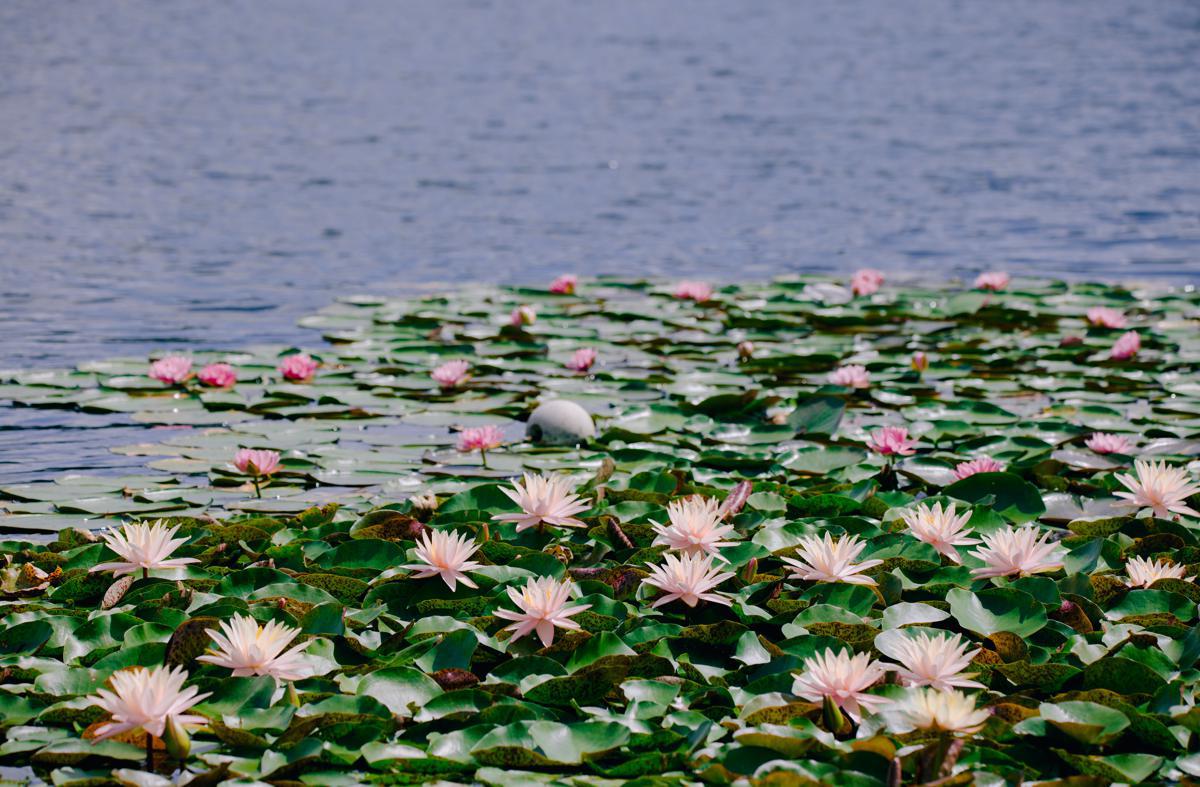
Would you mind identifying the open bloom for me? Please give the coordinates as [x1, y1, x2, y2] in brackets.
[549, 274, 577, 294]
[911, 351, 929, 372]
[492, 473, 590, 532]
[431, 359, 470, 389]
[899, 501, 978, 563]
[868, 426, 916, 456]
[829, 364, 870, 388]
[197, 614, 311, 682]
[881, 631, 983, 691]
[1110, 330, 1140, 360]
[974, 271, 1009, 291]
[88, 665, 209, 741]
[565, 348, 597, 372]
[149, 355, 192, 384]
[850, 268, 884, 296]
[279, 353, 318, 381]
[197, 362, 236, 388]
[234, 448, 280, 476]
[793, 649, 890, 722]
[969, 526, 1064, 578]
[510, 305, 537, 327]
[494, 576, 590, 647]
[1087, 306, 1127, 329]
[642, 552, 735, 607]
[887, 688, 990, 735]
[1114, 459, 1200, 519]
[90, 521, 198, 577]
[1086, 432, 1133, 454]
[457, 425, 504, 454]
[651, 496, 737, 559]
[782, 533, 883, 585]
[402, 529, 482, 591]
[953, 457, 1004, 480]
[674, 281, 713, 302]
[1125, 556, 1193, 588]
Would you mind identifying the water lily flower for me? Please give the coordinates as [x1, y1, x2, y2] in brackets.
[651, 496, 737, 559]
[674, 281, 713, 302]
[456, 425, 504, 466]
[969, 525, 1064, 579]
[737, 340, 755, 359]
[850, 268, 884, 296]
[402, 529, 482, 591]
[899, 501, 978, 563]
[494, 576, 590, 647]
[88, 665, 209, 742]
[431, 359, 471, 389]
[886, 688, 990, 735]
[197, 362, 236, 388]
[510, 305, 537, 326]
[953, 457, 1004, 480]
[1086, 306, 1127, 329]
[793, 648, 890, 722]
[492, 472, 590, 532]
[782, 533, 882, 585]
[90, 521, 198, 578]
[829, 364, 870, 388]
[1110, 330, 1140, 360]
[565, 348, 597, 372]
[868, 426, 916, 456]
[911, 351, 929, 372]
[149, 355, 192, 384]
[278, 353, 318, 381]
[197, 614, 311, 682]
[1086, 432, 1133, 454]
[234, 448, 280, 477]
[882, 631, 983, 691]
[549, 274, 578, 294]
[973, 271, 1009, 291]
[1114, 459, 1200, 519]
[1125, 556, 1193, 588]
[642, 552, 735, 607]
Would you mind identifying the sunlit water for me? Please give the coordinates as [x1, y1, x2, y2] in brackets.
[1, 0, 1198, 483]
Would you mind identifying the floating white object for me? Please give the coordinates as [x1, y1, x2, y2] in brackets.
[527, 400, 595, 445]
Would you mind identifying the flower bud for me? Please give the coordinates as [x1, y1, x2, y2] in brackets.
[164, 715, 191, 760]
[911, 351, 929, 372]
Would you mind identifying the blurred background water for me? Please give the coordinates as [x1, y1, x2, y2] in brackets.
[1, 0, 1198, 482]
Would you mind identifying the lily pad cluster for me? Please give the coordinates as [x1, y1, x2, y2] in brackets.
[1, 275, 1200, 785]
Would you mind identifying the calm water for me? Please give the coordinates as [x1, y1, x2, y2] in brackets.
[1, 0, 1199, 483]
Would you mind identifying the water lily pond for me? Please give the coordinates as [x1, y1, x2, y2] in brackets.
[2, 275, 1200, 785]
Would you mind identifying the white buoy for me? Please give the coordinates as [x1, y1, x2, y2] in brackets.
[527, 399, 595, 445]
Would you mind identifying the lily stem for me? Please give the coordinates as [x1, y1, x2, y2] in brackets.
[145, 731, 153, 771]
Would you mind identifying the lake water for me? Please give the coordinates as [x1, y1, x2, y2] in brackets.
[1, 0, 1198, 483]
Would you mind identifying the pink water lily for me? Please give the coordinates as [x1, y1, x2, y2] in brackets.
[974, 271, 1009, 291]
[674, 281, 713, 302]
[491, 473, 590, 532]
[1087, 306, 1127, 329]
[149, 356, 192, 385]
[1086, 432, 1133, 454]
[970, 526, 1064, 578]
[850, 268, 884, 297]
[234, 448, 280, 476]
[868, 426, 916, 456]
[90, 521, 198, 578]
[911, 351, 929, 372]
[1113, 459, 1200, 519]
[899, 501, 978, 563]
[197, 614, 311, 682]
[782, 533, 883, 586]
[456, 425, 504, 461]
[882, 631, 983, 691]
[431, 359, 471, 389]
[510, 305, 537, 327]
[1110, 330, 1140, 360]
[1125, 556, 1192, 588]
[278, 353, 318, 381]
[88, 665, 210, 742]
[494, 576, 591, 647]
[651, 496, 737, 559]
[737, 341, 755, 359]
[793, 648, 890, 723]
[642, 552, 735, 607]
[953, 457, 1004, 480]
[565, 348, 597, 372]
[549, 274, 578, 294]
[197, 362, 236, 388]
[403, 529, 482, 591]
[829, 364, 870, 388]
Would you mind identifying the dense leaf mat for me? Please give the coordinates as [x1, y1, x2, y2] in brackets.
[2, 276, 1200, 785]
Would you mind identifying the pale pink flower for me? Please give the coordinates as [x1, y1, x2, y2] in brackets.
[829, 364, 870, 388]
[494, 576, 591, 647]
[651, 496, 737, 559]
[792, 649, 890, 722]
[431, 359, 471, 389]
[953, 457, 1004, 481]
[1110, 330, 1140, 360]
[1113, 459, 1200, 519]
[850, 268, 884, 297]
[973, 271, 1009, 291]
[197, 362, 236, 388]
[457, 425, 504, 454]
[1087, 306, 1127, 329]
[642, 552, 734, 608]
[868, 426, 916, 456]
[492, 472, 590, 532]
[887, 688, 990, 735]
[197, 614, 311, 682]
[149, 355, 192, 384]
[549, 274, 578, 294]
[278, 353, 318, 381]
[880, 631, 983, 691]
[234, 448, 281, 476]
[674, 281, 713, 302]
[911, 351, 929, 372]
[899, 501, 978, 563]
[510, 305, 537, 327]
[88, 665, 209, 741]
[1086, 432, 1133, 454]
[969, 526, 1064, 579]
[402, 529, 482, 591]
[90, 520, 198, 577]
[1125, 556, 1193, 588]
[565, 348, 597, 372]
[737, 341, 755, 359]
[782, 533, 883, 586]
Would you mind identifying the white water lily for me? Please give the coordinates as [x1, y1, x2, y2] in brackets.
[782, 533, 882, 585]
[792, 648, 890, 722]
[969, 525, 1064, 579]
[196, 614, 311, 682]
[90, 521, 198, 578]
[491, 473, 591, 532]
[402, 529, 482, 591]
[651, 496, 737, 559]
[642, 552, 735, 608]
[1125, 556, 1192, 588]
[494, 576, 591, 647]
[899, 501, 978, 563]
[880, 631, 983, 691]
[1114, 460, 1200, 519]
[88, 665, 209, 741]
[885, 688, 990, 735]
